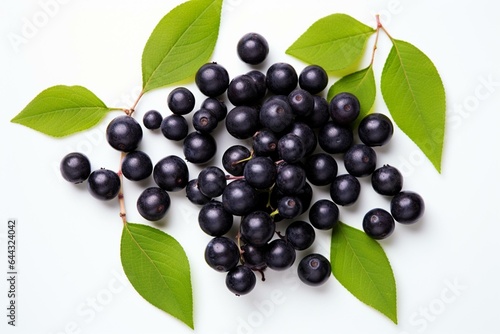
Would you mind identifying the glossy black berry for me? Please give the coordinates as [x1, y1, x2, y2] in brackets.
[318, 121, 353, 154]
[167, 87, 195, 115]
[358, 113, 394, 146]
[198, 200, 233, 236]
[308, 199, 339, 230]
[227, 74, 260, 106]
[371, 165, 403, 196]
[329, 92, 360, 125]
[344, 144, 377, 177]
[87, 169, 120, 201]
[226, 265, 257, 296]
[153, 155, 189, 192]
[304, 153, 338, 186]
[330, 174, 360, 206]
[288, 88, 314, 117]
[106, 115, 143, 152]
[205, 236, 240, 272]
[278, 133, 305, 164]
[275, 163, 306, 195]
[259, 96, 294, 134]
[195, 62, 230, 97]
[362, 208, 395, 240]
[277, 196, 302, 219]
[252, 129, 278, 157]
[222, 145, 251, 176]
[298, 65, 328, 94]
[192, 108, 218, 134]
[183, 132, 217, 164]
[185, 179, 211, 205]
[143, 110, 162, 130]
[285, 220, 315, 250]
[225, 106, 260, 140]
[121, 150, 153, 181]
[60, 152, 91, 183]
[201, 97, 227, 122]
[198, 166, 227, 198]
[160, 114, 188, 141]
[241, 243, 267, 270]
[246, 70, 267, 99]
[390, 191, 425, 224]
[297, 253, 331, 286]
[136, 187, 171, 221]
[222, 180, 258, 216]
[240, 211, 275, 247]
[266, 62, 298, 95]
[237, 32, 269, 65]
[243, 156, 277, 190]
[265, 239, 296, 271]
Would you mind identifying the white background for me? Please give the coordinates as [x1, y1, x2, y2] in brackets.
[1, 0, 499, 333]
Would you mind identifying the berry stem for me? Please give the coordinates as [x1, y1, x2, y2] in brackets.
[117, 151, 128, 225]
[125, 89, 145, 116]
[369, 15, 382, 66]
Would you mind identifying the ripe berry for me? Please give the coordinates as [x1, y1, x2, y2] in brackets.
[185, 179, 211, 205]
[329, 92, 360, 125]
[225, 106, 260, 140]
[60, 152, 91, 184]
[153, 155, 189, 192]
[275, 163, 306, 195]
[222, 180, 257, 216]
[299, 65, 328, 95]
[201, 97, 227, 122]
[106, 115, 143, 152]
[276, 196, 302, 219]
[330, 174, 361, 206]
[198, 200, 233, 236]
[160, 114, 188, 141]
[121, 150, 153, 181]
[142, 110, 162, 130]
[344, 144, 377, 177]
[226, 265, 257, 296]
[278, 133, 305, 164]
[237, 32, 269, 65]
[371, 165, 403, 196]
[285, 220, 315, 250]
[288, 88, 314, 117]
[302, 95, 329, 129]
[318, 121, 353, 154]
[289, 122, 317, 156]
[252, 129, 278, 157]
[205, 236, 240, 272]
[362, 208, 395, 240]
[240, 211, 275, 247]
[243, 156, 277, 190]
[265, 239, 296, 271]
[297, 253, 331, 286]
[246, 70, 267, 99]
[222, 145, 251, 176]
[304, 153, 338, 186]
[198, 166, 227, 198]
[358, 113, 394, 146]
[259, 97, 294, 134]
[183, 131, 217, 164]
[136, 187, 171, 221]
[87, 168, 120, 201]
[192, 108, 218, 134]
[308, 199, 339, 230]
[241, 243, 266, 270]
[227, 74, 260, 106]
[167, 87, 195, 115]
[390, 191, 425, 224]
[195, 62, 230, 97]
[266, 62, 298, 95]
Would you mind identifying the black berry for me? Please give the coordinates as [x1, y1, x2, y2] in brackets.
[285, 220, 315, 250]
[195, 62, 230, 97]
[362, 208, 395, 240]
[60, 152, 91, 184]
[266, 62, 298, 95]
[106, 115, 143, 152]
[205, 236, 240, 272]
[198, 166, 227, 198]
[183, 132, 217, 164]
[299, 65, 328, 94]
[226, 265, 257, 296]
[371, 165, 403, 196]
[122, 150, 153, 181]
[330, 174, 361, 206]
[167, 87, 195, 115]
[87, 168, 120, 201]
[308, 199, 339, 230]
[240, 211, 275, 247]
[137, 187, 171, 221]
[318, 121, 353, 154]
[160, 114, 189, 141]
[329, 92, 360, 125]
[198, 200, 233, 236]
[143, 110, 162, 130]
[297, 253, 331, 286]
[266, 239, 296, 271]
[237, 32, 269, 65]
[222, 180, 258, 216]
[358, 113, 394, 146]
[390, 191, 425, 224]
[153, 155, 189, 191]
[344, 144, 377, 177]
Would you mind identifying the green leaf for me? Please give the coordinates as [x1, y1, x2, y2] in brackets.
[381, 39, 446, 172]
[10, 85, 117, 137]
[286, 14, 375, 72]
[121, 223, 193, 329]
[331, 222, 397, 324]
[327, 65, 376, 119]
[141, 0, 223, 92]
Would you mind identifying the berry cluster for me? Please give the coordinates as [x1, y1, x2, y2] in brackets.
[59, 31, 425, 296]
